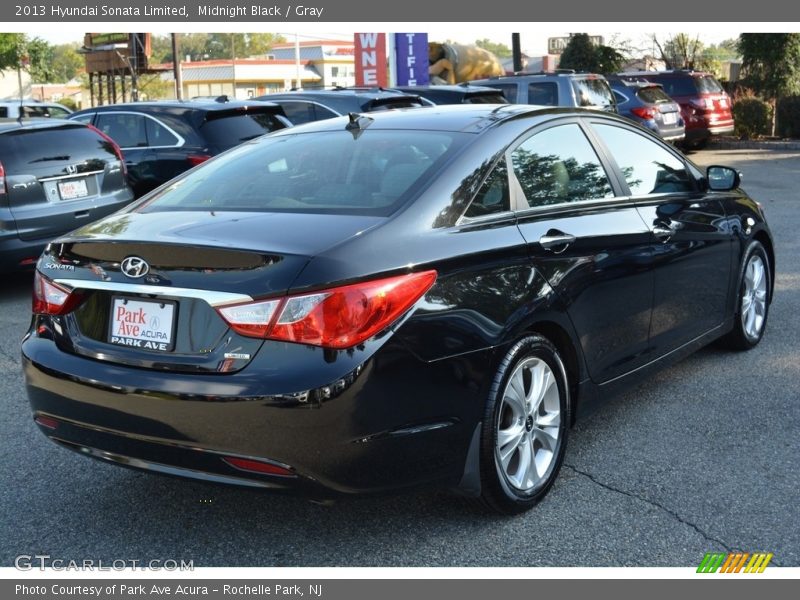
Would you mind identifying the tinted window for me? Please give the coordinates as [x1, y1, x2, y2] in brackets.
[464, 159, 510, 218]
[512, 123, 613, 208]
[140, 130, 464, 217]
[636, 86, 671, 104]
[593, 124, 693, 195]
[0, 107, 7, 117]
[95, 113, 147, 148]
[572, 79, 615, 109]
[0, 125, 118, 173]
[200, 111, 285, 150]
[278, 101, 317, 125]
[70, 113, 94, 124]
[655, 77, 697, 97]
[486, 83, 517, 102]
[145, 117, 180, 146]
[695, 75, 723, 93]
[465, 93, 507, 104]
[528, 82, 558, 106]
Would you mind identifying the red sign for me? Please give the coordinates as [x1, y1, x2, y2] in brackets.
[354, 33, 387, 87]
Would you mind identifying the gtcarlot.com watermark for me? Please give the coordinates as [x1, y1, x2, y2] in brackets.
[15, 554, 194, 571]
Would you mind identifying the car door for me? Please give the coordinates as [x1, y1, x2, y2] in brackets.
[94, 111, 156, 196]
[587, 120, 732, 356]
[510, 119, 655, 384]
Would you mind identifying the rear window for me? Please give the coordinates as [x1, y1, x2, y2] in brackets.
[528, 82, 558, 106]
[636, 86, 672, 104]
[464, 93, 507, 104]
[200, 111, 286, 150]
[572, 78, 615, 109]
[482, 83, 517, 103]
[654, 75, 723, 97]
[0, 125, 117, 173]
[365, 98, 425, 111]
[139, 129, 466, 217]
[695, 75, 724, 93]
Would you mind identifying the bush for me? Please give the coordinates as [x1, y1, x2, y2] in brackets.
[733, 97, 772, 139]
[777, 95, 800, 138]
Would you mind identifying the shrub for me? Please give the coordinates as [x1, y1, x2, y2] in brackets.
[777, 95, 800, 138]
[732, 97, 772, 139]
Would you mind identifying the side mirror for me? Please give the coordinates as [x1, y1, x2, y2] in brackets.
[707, 165, 741, 191]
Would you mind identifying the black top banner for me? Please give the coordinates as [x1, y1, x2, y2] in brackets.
[3, 0, 800, 22]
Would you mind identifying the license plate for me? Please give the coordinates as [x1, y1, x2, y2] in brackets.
[58, 178, 89, 200]
[662, 112, 677, 125]
[109, 297, 176, 352]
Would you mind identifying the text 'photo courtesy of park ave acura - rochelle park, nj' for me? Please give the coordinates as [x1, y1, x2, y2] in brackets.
[0, 14, 798, 587]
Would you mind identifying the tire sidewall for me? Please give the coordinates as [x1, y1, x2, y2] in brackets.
[735, 240, 771, 348]
[481, 335, 570, 512]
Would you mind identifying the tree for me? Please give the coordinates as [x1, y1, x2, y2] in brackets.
[0, 33, 59, 85]
[475, 38, 512, 59]
[50, 43, 84, 82]
[738, 33, 800, 135]
[0, 33, 26, 70]
[558, 33, 625, 74]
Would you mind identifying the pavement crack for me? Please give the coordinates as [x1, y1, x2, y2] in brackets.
[564, 463, 735, 553]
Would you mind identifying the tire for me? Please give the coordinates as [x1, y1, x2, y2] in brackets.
[721, 240, 771, 351]
[477, 335, 570, 514]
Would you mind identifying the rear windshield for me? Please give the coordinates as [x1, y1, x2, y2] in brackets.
[0, 125, 117, 173]
[200, 111, 286, 150]
[139, 129, 466, 217]
[464, 93, 507, 104]
[572, 78, 615, 109]
[657, 75, 724, 96]
[365, 98, 425, 111]
[636, 86, 672, 104]
[481, 83, 517, 102]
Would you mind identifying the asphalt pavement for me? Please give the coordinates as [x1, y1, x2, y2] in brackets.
[1, 149, 797, 567]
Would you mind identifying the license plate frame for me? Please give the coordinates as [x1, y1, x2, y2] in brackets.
[57, 178, 89, 200]
[661, 111, 678, 125]
[108, 297, 178, 353]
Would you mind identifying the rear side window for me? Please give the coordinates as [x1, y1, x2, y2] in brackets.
[485, 83, 517, 102]
[572, 79, 615, 109]
[200, 111, 285, 150]
[0, 125, 118, 173]
[695, 75, 723, 93]
[277, 101, 317, 125]
[593, 124, 693, 195]
[636, 87, 672, 104]
[464, 158, 510, 218]
[145, 118, 180, 146]
[140, 130, 465, 217]
[0, 107, 7, 117]
[528, 82, 558, 106]
[95, 113, 147, 148]
[511, 123, 614, 208]
[465, 93, 507, 104]
[70, 113, 94, 124]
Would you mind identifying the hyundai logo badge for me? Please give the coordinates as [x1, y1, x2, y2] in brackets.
[120, 256, 150, 279]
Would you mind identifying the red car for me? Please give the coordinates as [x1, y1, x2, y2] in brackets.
[619, 70, 734, 148]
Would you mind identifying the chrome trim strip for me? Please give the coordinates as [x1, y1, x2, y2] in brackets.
[39, 169, 105, 182]
[53, 279, 253, 307]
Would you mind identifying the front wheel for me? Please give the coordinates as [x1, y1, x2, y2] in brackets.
[478, 335, 570, 514]
[721, 240, 771, 350]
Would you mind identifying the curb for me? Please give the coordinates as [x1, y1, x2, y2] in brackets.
[707, 138, 800, 151]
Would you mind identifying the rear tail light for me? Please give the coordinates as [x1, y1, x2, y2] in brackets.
[32, 271, 84, 315]
[631, 106, 657, 120]
[216, 270, 437, 349]
[222, 456, 295, 477]
[88, 124, 127, 177]
[186, 154, 212, 167]
[690, 98, 715, 111]
[0, 160, 7, 195]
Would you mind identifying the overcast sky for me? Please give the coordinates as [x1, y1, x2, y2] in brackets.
[34, 23, 745, 56]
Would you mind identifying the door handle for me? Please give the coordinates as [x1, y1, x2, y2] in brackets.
[539, 232, 576, 252]
[652, 224, 675, 242]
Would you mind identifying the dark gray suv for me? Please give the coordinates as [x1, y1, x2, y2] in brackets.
[471, 71, 617, 112]
[0, 119, 134, 272]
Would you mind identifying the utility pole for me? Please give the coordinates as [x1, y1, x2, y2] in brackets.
[171, 33, 183, 99]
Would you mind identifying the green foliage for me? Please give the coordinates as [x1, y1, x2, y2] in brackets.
[738, 33, 800, 101]
[50, 44, 84, 82]
[58, 97, 79, 111]
[776, 95, 800, 138]
[732, 97, 773, 139]
[151, 33, 287, 64]
[559, 33, 625, 75]
[475, 38, 512, 59]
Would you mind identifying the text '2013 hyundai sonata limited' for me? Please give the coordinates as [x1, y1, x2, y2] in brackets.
[23, 105, 773, 514]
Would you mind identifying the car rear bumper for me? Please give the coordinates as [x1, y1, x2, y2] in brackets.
[23, 333, 489, 496]
[0, 232, 48, 272]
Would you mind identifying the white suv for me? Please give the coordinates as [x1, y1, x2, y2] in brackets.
[0, 101, 73, 119]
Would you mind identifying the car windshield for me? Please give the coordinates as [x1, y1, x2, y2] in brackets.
[572, 78, 615, 109]
[139, 129, 466, 217]
[200, 111, 286, 150]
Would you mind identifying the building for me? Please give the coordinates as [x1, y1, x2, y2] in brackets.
[157, 39, 356, 100]
[0, 68, 32, 100]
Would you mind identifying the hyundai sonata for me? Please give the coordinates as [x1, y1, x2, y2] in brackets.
[23, 105, 773, 513]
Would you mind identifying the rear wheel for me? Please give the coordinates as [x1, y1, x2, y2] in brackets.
[478, 335, 569, 514]
[722, 240, 771, 350]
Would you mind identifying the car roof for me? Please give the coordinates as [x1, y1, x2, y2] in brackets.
[74, 99, 282, 113]
[394, 84, 504, 95]
[0, 117, 82, 133]
[267, 103, 607, 135]
[619, 70, 716, 78]
[474, 71, 608, 82]
[268, 88, 415, 99]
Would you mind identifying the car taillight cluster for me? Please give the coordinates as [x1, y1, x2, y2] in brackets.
[32, 271, 84, 315]
[216, 270, 437, 349]
[88, 124, 127, 177]
[186, 154, 212, 167]
[0, 160, 7, 195]
[630, 106, 658, 120]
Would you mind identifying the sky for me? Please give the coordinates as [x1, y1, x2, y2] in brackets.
[34, 23, 744, 56]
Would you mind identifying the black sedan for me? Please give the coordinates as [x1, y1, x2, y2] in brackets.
[23, 106, 773, 514]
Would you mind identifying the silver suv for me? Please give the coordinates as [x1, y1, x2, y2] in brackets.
[471, 71, 617, 112]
